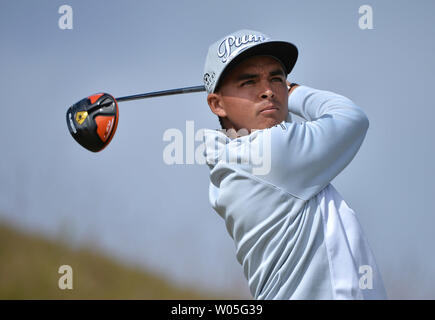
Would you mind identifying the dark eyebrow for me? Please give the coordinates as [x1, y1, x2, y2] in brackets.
[236, 73, 258, 81]
[236, 69, 286, 81]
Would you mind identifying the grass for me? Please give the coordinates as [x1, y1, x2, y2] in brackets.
[0, 222, 225, 299]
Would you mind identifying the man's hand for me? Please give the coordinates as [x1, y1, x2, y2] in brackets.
[287, 81, 299, 96]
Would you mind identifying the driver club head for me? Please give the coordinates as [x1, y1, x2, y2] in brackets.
[66, 93, 119, 152]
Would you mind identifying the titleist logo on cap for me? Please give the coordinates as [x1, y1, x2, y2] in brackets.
[217, 34, 268, 63]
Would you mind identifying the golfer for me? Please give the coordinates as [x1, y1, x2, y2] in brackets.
[202, 29, 387, 299]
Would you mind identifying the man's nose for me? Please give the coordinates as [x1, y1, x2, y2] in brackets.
[260, 88, 274, 99]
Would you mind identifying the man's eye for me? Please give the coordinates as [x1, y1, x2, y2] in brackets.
[241, 80, 255, 86]
[272, 77, 284, 82]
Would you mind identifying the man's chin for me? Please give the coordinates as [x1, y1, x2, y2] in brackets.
[258, 117, 285, 130]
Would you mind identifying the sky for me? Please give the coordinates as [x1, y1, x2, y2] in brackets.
[0, 0, 434, 298]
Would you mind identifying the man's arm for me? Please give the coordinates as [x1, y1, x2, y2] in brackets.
[254, 85, 369, 200]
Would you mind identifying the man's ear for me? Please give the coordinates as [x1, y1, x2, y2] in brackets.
[207, 93, 227, 118]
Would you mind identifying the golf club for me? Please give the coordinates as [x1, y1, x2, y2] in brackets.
[66, 85, 206, 152]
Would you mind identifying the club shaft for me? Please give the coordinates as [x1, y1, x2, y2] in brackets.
[115, 85, 206, 103]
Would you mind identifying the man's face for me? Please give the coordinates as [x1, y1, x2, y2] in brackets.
[208, 55, 289, 132]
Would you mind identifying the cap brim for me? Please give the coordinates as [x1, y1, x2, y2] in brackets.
[214, 41, 298, 92]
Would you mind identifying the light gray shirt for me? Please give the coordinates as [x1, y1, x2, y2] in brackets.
[203, 85, 387, 299]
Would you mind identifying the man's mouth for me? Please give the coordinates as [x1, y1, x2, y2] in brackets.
[259, 104, 279, 114]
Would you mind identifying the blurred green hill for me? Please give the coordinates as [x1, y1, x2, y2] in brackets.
[0, 222, 228, 299]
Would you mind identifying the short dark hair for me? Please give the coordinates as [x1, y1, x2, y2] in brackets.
[218, 116, 225, 129]
[214, 68, 230, 129]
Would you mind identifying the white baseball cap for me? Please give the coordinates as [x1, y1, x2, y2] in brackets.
[203, 29, 298, 93]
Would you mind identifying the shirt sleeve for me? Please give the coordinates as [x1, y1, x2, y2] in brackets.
[251, 85, 369, 200]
